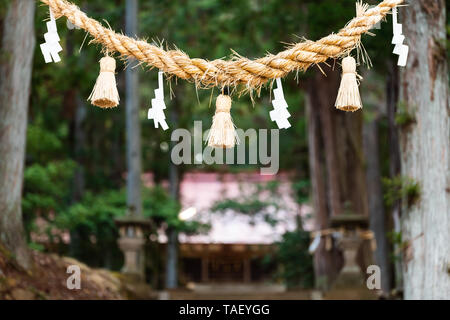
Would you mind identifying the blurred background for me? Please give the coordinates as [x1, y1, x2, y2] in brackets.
[0, 0, 448, 300]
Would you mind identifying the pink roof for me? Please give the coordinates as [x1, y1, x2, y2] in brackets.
[154, 172, 313, 244]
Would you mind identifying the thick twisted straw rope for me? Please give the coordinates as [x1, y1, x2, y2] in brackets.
[42, 0, 404, 89]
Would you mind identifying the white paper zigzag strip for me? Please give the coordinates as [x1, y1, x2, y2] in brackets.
[148, 72, 169, 131]
[40, 9, 63, 64]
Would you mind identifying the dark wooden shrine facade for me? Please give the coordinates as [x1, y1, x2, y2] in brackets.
[179, 243, 276, 284]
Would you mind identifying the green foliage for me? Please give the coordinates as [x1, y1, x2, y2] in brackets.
[53, 189, 125, 268]
[213, 198, 278, 227]
[23, 161, 76, 203]
[26, 123, 65, 162]
[51, 186, 208, 268]
[142, 186, 180, 226]
[22, 160, 76, 235]
[28, 242, 45, 252]
[143, 186, 210, 233]
[267, 229, 314, 289]
[292, 179, 310, 204]
[56, 186, 208, 234]
[383, 175, 421, 208]
[395, 101, 416, 128]
[213, 198, 272, 216]
[388, 231, 402, 248]
[447, 25, 450, 62]
[211, 182, 281, 226]
[387, 230, 411, 263]
[55, 190, 125, 234]
[0, 0, 11, 16]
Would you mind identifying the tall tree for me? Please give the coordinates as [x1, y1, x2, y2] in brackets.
[306, 68, 344, 289]
[306, 63, 370, 289]
[386, 62, 403, 292]
[125, 0, 142, 218]
[364, 114, 392, 295]
[399, 0, 449, 299]
[165, 94, 181, 290]
[0, 0, 35, 269]
[303, 1, 371, 290]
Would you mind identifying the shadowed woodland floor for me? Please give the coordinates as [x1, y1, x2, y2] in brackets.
[0, 244, 154, 300]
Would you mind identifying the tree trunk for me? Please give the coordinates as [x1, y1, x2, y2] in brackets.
[73, 95, 86, 202]
[165, 103, 180, 289]
[400, 0, 449, 299]
[306, 63, 371, 289]
[64, 22, 87, 204]
[125, 0, 142, 217]
[386, 62, 403, 292]
[306, 67, 342, 290]
[68, 95, 86, 259]
[364, 118, 391, 295]
[0, 0, 35, 269]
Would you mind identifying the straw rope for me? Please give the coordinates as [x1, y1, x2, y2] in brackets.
[41, 0, 404, 89]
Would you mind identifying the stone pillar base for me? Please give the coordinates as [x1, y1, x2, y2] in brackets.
[115, 218, 151, 281]
[118, 237, 145, 278]
[324, 215, 378, 300]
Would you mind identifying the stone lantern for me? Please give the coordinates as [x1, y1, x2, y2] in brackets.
[115, 217, 151, 281]
[325, 214, 377, 299]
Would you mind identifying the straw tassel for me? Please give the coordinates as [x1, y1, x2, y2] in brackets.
[207, 92, 239, 149]
[335, 56, 362, 112]
[88, 55, 120, 108]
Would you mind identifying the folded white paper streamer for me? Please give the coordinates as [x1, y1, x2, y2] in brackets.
[392, 7, 409, 67]
[40, 9, 63, 64]
[269, 78, 291, 129]
[148, 72, 169, 131]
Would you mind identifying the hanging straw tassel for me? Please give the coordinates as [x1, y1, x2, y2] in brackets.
[207, 91, 239, 149]
[88, 55, 120, 108]
[335, 56, 362, 112]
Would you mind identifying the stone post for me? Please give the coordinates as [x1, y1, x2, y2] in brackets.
[325, 214, 377, 299]
[116, 218, 150, 280]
